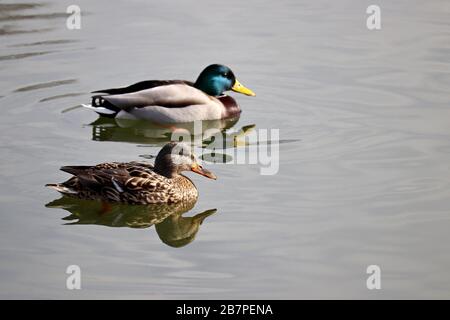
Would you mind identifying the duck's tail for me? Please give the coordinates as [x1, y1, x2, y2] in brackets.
[45, 183, 78, 195]
[81, 95, 120, 118]
[81, 103, 116, 116]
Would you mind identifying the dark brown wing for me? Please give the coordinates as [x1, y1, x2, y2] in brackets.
[60, 162, 159, 191]
[60, 164, 130, 193]
[92, 80, 194, 95]
[59, 162, 174, 203]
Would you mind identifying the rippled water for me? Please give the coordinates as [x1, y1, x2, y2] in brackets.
[1, 0, 450, 299]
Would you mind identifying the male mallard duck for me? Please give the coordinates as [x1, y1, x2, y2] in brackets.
[46, 142, 216, 204]
[82, 64, 255, 123]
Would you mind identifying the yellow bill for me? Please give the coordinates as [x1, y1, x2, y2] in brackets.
[232, 79, 256, 96]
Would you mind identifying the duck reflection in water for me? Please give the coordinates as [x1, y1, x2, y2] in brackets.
[46, 196, 216, 248]
[88, 116, 258, 165]
[89, 116, 241, 146]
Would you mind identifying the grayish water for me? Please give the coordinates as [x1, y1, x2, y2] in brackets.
[1, 0, 450, 299]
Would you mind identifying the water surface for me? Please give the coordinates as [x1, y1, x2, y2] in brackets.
[1, 0, 450, 299]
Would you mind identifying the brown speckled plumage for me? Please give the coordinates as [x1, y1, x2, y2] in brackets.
[46, 142, 215, 204]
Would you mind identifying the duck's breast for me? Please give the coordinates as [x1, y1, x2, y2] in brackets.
[174, 175, 199, 202]
[218, 95, 241, 119]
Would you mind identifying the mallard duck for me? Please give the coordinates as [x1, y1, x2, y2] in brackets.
[46, 142, 216, 204]
[81, 64, 255, 123]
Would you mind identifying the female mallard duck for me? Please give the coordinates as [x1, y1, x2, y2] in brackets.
[82, 64, 255, 123]
[46, 142, 216, 204]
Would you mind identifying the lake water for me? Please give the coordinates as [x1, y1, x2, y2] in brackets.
[1, 0, 450, 299]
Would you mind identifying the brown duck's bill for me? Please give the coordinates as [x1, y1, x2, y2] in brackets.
[191, 164, 217, 180]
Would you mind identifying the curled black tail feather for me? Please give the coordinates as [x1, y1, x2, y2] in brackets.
[91, 95, 120, 117]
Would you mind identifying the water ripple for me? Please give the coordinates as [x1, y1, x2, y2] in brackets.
[0, 26, 53, 36]
[13, 79, 77, 92]
[0, 12, 66, 22]
[0, 3, 45, 12]
[0, 51, 54, 61]
[11, 39, 78, 47]
[39, 92, 84, 102]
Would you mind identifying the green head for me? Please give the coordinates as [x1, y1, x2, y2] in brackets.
[194, 64, 255, 97]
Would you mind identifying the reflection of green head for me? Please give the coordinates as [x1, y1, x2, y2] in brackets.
[155, 209, 217, 248]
